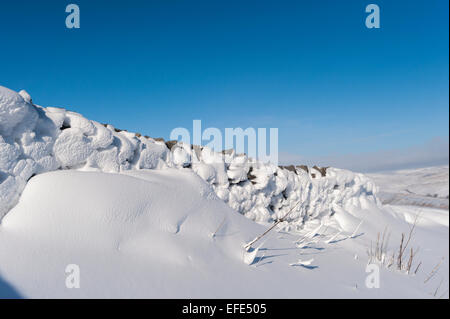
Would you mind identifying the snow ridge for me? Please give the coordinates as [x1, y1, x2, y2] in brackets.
[0, 86, 379, 227]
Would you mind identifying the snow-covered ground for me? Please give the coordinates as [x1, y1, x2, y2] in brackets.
[0, 85, 448, 298]
[367, 166, 449, 210]
[0, 169, 448, 298]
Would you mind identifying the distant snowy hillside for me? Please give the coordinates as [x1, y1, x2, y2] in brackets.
[367, 166, 449, 210]
[0, 85, 378, 231]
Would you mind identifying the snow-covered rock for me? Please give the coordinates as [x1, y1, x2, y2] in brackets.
[0, 86, 38, 137]
[0, 86, 379, 231]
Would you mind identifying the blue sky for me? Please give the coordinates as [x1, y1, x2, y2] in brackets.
[0, 0, 448, 171]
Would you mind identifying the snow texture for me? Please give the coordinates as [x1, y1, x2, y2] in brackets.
[0, 86, 378, 232]
[367, 166, 449, 210]
[0, 169, 447, 298]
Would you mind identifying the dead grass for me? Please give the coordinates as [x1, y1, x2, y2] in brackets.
[367, 213, 422, 274]
[424, 257, 445, 284]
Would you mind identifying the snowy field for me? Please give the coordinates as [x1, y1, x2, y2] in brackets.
[367, 166, 449, 210]
[0, 86, 448, 298]
[0, 169, 448, 298]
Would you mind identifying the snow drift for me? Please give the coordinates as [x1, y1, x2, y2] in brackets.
[0, 86, 379, 231]
[2, 168, 446, 298]
[0, 169, 263, 298]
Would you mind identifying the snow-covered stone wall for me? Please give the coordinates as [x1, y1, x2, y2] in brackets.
[0, 86, 379, 226]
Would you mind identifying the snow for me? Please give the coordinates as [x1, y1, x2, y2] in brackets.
[0, 87, 38, 137]
[0, 169, 447, 298]
[367, 166, 449, 210]
[54, 128, 95, 167]
[0, 86, 448, 298]
[0, 86, 379, 229]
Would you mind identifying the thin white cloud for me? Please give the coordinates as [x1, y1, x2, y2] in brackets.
[279, 137, 449, 173]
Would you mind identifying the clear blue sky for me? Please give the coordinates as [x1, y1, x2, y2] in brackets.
[0, 0, 448, 169]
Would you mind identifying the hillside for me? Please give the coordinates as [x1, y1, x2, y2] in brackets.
[367, 166, 449, 210]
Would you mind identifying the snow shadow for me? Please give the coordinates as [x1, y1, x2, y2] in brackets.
[290, 264, 319, 270]
[0, 274, 22, 298]
[253, 253, 288, 264]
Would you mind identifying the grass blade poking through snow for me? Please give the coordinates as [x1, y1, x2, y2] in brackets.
[349, 219, 364, 239]
[211, 216, 227, 238]
[244, 200, 302, 251]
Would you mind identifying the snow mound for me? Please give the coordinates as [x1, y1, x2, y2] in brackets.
[0, 86, 379, 232]
[0, 169, 263, 297]
[1, 169, 256, 256]
[0, 169, 446, 298]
